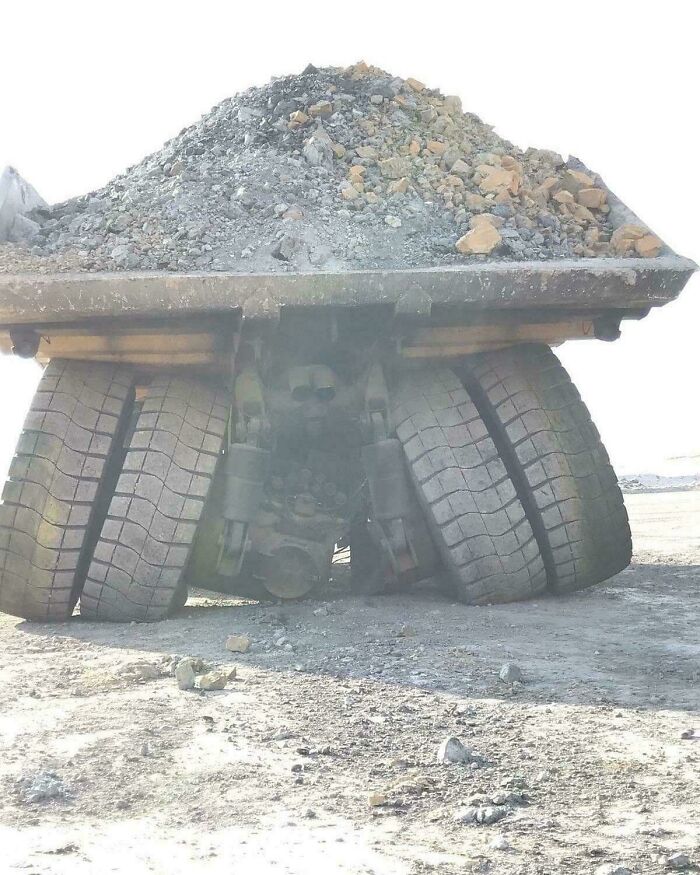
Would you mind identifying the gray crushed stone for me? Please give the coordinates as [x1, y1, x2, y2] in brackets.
[0, 61, 658, 275]
[16, 771, 69, 804]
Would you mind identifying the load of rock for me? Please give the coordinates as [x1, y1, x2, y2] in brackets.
[0, 62, 663, 275]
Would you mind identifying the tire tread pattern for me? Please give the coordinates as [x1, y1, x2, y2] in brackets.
[391, 366, 547, 604]
[0, 360, 134, 621]
[461, 344, 632, 593]
[79, 375, 227, 621]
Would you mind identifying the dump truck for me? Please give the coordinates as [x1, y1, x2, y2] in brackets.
[0, 169, 694, 624]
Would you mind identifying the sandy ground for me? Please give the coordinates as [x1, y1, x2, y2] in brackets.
[0, 491, 698, 875]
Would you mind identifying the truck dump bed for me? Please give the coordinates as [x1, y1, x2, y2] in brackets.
[0, 254, 693, 368]
[0, 254, 694, 326]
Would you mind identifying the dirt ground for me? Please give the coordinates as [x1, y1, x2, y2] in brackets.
[1, 491, 698, 875]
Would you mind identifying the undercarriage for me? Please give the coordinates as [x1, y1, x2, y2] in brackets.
[0, 249, 694, 622]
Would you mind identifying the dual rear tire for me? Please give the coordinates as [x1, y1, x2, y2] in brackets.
[0, 364, 227, 622]
[458, 344, 631, 594]
[391, 345, 631, 604]
[391, 366, 548, 604]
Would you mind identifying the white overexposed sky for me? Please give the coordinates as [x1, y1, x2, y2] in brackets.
[0, 0, 698, 480]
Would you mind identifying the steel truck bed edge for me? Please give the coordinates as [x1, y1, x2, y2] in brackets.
[0, 256, 696, 326]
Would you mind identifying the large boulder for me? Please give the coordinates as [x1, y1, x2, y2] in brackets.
[0, 166, 47, 243]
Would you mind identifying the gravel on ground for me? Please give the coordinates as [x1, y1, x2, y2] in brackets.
[0, 490, 698, 874]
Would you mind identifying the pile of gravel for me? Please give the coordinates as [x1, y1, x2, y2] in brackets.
[0, 61, 662, 275]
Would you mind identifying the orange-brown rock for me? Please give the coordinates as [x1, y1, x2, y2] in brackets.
[635, 234, 663, 258]
[288, 110, 309, 128]
[427, 140, 447, 155]
[611, 224, 649, 254]
[387, 177, 410, 195]
[455, 223, 502, 255]
[469, 213, 504, 229]
[560, 169, 595, 194]
[479, 167, 516, 194]
[406, 77, 425, 92]
[577, 187, 607, 209]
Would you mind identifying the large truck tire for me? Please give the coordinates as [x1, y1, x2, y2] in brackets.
[0, 361, 135, 621]
[458, 344, 632, 594]
[391, 366, 548, 604]
[80, 375, 228, 622]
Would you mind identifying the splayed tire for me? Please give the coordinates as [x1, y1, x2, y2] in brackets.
[0, 361, 135, 621]
[458, 344, 632, 594]
[79, 375, 228, 622]
[390, 365, 548, 605]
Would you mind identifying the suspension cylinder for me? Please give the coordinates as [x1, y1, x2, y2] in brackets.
[361, 438, 412, 521]
[223, 444, 270, 523]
